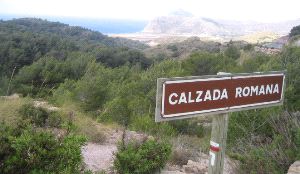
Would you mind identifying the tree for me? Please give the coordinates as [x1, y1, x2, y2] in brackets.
[289, 25, 300, 37]
[224, 45, 241, 60]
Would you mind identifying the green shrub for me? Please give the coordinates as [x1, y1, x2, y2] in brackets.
[169, 148, 192, 166]
[114, 139, 171, 174]
[19, 103, 49, 126]
[224, 44, 241, 60]
[0, 123, 86, 174]
[289, 25, 300, 37]
[228, 110, 300, 173]
[0, 76, 9, 96]
[47, 112, 64, 128]
[156, 122, 178, 138]
[0, 122, 16, 171]
[167, 44, 178, 52]
[295, 128, 300, 160]
[240, 148, 282, 174]
[170, 119, 204, 137]
[227, 109, 275, 148]
[18, 103, 63, 128]
[129, 115, 177, 137]
[89, 131, 107, 144]
[51, 79, 77, 106]
[99, 97, 131, 126]
[129, 115, 155, 133]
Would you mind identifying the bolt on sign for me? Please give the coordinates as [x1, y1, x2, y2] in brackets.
[155, 71, 285, 122]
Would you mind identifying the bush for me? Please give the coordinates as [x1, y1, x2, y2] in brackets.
[19, 103, 49, 126]
[240, 147, 282, 174]
[129, 115, 177, 137]
[296, 128, 300, 160]
[0, 76, 9, 96]
[227, 109, 275, 148]
[89, 131, 107, 144]
[0, 122, 86, 174]
[224, 45, 241, 60]
[47, 112, 64, 128]
[114, 139, 171, 174]
[0, 122, 16, 171]
[18, 103, 63, 127]
[170, 119, 204, 137]
[228, 110, 300, 173]
[169, 148, 192, 166]
[51, 79, 77, 106]
[289, 25, 300, 37]
[99, 97, 131, 126]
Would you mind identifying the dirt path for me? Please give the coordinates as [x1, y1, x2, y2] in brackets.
[81, 130, 149, 173]
[81, 131, 239, 174]
[82, 143, 117, 172]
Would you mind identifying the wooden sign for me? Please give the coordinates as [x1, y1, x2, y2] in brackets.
[155, 72, 285, 122]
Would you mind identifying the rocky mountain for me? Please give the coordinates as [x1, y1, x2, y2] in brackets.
[143, 16, 228, 37]
[142, 13, 300, 38]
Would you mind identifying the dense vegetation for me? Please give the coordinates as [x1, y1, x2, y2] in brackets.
[114, 139, 171, 174]
[0, 104, 86, 174]
[0, 18, 149, 77]
[290, 25, 300, 37]
[144, 37, 222, 60]
[1, 18, 300, 173]
[0, 18, 152, 98]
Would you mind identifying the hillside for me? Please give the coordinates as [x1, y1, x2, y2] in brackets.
[113, 12, 300, 45]
[1, 17, 300, 174]
[0, 18, 148, 49]
[237, 32, 280, 43]
[143, 13, 300, 37]
[144, 37, 222, 59]
[0, 18, 150, 76]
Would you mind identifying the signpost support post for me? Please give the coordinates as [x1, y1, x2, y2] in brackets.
[207, 72, 230, 174]
[208, 113, 229, 174]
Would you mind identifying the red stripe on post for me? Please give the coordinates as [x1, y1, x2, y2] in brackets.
[210, 145, 220, 152]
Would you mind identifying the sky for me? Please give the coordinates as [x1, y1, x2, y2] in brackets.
[0, 0, 300, 22]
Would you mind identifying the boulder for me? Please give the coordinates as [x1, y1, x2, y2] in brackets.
[288, 161, 300, 174]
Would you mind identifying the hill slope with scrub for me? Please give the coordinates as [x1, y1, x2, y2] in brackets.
[1, 19, 300, 173]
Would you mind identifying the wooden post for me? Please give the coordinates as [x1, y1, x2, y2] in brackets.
[208, 113, 229, 174]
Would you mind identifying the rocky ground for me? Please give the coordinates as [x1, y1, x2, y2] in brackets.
[81, 130, 149, 173]
[161, 155, 238, 174]
[82, 143, 117, 172]
[288, 161, 300, 174]
[81, 128, 239, 174]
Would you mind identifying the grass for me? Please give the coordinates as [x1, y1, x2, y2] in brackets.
[57, 102, 120, 143]
[0, 96, 212, 161]
[169, 133, 211, 166]
[0, 96, 32, 125]
[169, 121, 212, 166]
[0, 96, 120, 144]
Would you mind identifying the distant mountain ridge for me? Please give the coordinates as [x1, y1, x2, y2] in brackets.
[0, 18, 150, 75]
[143, 14, 300, 38]
[0, 15, 147, 34]
[0, 18, 148, 50]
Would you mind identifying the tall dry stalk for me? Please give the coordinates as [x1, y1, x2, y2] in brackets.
[6, 66, 16, 96]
